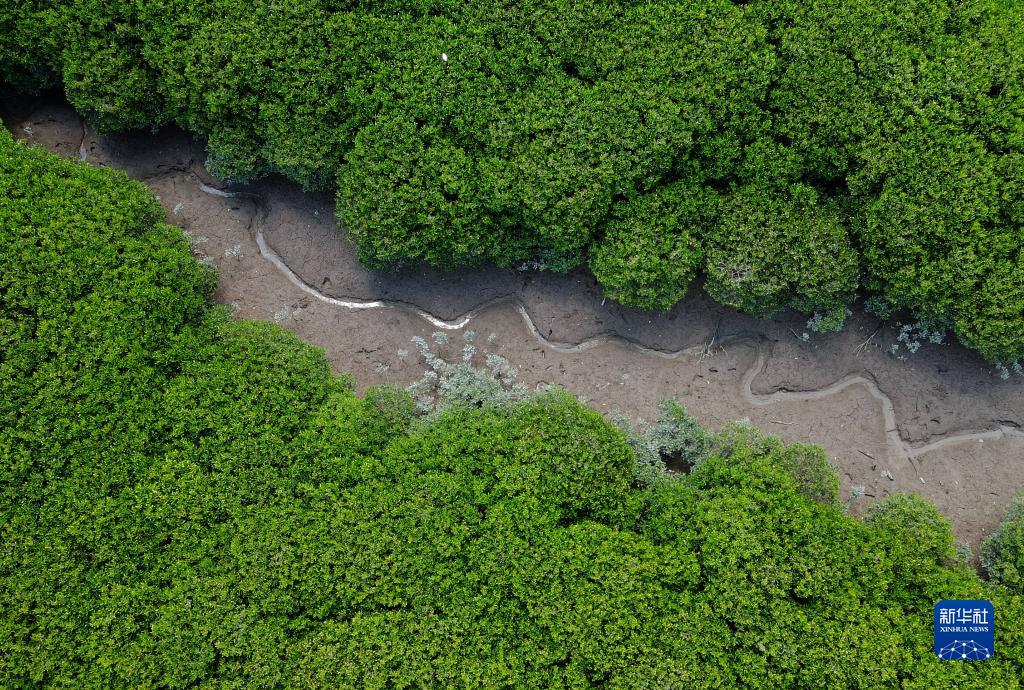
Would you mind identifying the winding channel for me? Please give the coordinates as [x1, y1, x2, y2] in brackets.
[185, 178, 1022, 464]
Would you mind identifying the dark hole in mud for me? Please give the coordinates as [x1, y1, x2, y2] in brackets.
[663, 450, 695, 475]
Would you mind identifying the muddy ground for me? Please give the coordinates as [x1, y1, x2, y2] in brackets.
[5, 94, 1023, 554]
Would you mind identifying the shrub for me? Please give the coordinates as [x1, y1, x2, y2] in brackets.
[706, 420, 784, 459]
[705, 421, 840, 506]
[338, 115, 516, 270]
[0, 0, 60, 92]
[704, 184, 859, 320]
[866, 494, 966, 608]
[847, 0, 1024, 362]
[954, 254, 1024, 365]
[779, 443, 841, 507]
[856, 125, 1024, 364]
[404, 331, 529, 414]
[588, 175, 712, 311]
[982, 493, 1024, 593]
[613, 398, 708, 485]
[867, 494, 959, 565]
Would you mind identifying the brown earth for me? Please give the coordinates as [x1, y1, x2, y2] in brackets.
[4, 94, 1023, 554]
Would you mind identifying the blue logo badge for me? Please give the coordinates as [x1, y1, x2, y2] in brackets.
[934, 600, 994, 660]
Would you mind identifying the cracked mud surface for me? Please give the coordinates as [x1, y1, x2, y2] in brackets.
[5, 94, 1023, 553]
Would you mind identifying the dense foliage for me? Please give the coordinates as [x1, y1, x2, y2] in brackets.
[983, 493, 1024, 594]
[3, 0, 1023, 361]
[3, 131, 1024, 687]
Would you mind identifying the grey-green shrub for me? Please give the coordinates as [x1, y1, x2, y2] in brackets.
[405, 332, 529, 414]
[613, 399, 708, 485]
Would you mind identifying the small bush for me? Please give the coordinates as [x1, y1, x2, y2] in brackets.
[866, 494, 963, 607]
[982, 494, 1024, 593]
[614, 399, 708, 485]
[706, 420, 778, 456]
[867, 494, 958, 566]
[405, 331, 529, 414]
[704, 184, 859, 320]
[779, 443, 841, 507]
[706, 421, 840, 506]
[588, 176, 712, 311]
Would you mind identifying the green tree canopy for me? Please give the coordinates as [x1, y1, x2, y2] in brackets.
[4, 0, 1022, 360]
